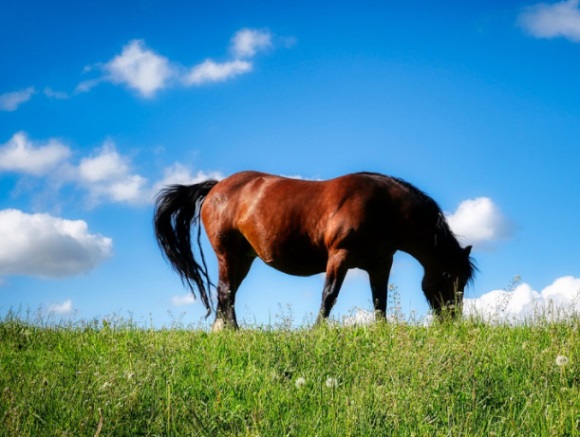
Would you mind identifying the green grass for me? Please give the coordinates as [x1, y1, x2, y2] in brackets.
[1, 313, 579, 436]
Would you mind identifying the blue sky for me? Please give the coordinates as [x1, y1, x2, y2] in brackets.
[1, 0, 580, 327]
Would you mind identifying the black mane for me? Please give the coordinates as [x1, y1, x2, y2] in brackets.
[357, 171, 442, 217]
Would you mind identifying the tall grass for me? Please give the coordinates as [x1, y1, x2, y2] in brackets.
[1, 312, 579, 436]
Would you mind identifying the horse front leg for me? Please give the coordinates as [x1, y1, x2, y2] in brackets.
[315, 250, 349, 326]
[368, 254, 394, 322]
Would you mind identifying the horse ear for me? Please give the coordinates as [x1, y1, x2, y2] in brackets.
[464, 245, 473, 257]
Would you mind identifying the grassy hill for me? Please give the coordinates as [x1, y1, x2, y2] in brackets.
[1, 314, 579, 436]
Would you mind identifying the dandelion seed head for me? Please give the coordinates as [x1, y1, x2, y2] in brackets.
[325, 377, 338, 388]
[556, 355, 569, 367]
[295, 377, 306, 388]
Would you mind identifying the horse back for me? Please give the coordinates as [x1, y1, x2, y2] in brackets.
[201, 171, 408, 274]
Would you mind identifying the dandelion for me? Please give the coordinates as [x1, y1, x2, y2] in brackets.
[295, 377, 306, 388]
[325, 377, 338, 388]
[555, 355, 569, 367]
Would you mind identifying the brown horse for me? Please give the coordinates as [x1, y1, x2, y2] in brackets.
[154, 171, 475, 330]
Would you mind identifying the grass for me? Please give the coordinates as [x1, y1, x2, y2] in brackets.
[1, 312, 579, 436]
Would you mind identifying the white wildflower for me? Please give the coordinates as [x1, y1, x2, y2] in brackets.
[556, 355, 569, 367]
[295, 377, 306, 388]
[325, 377, 338, 388]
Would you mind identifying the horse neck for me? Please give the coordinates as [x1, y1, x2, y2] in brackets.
[398, 224, 456, 274]
[401, 239, 444, 274]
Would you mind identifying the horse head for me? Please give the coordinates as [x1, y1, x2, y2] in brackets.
[422, 245, 475, 318]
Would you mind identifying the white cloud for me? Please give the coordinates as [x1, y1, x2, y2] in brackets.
[446, 197, 514, 250]
[519, 0, 580, 42]
[342, 306, 403, 326]
[342, 308, 375, 326]
[49, 299, 74, 315]
[78, 28, 284, 96]
[185, 59, 253, 86]
[43, 87, 70, 100]
[150, 163, 224, 199]
[107, 175, 148, 203]
[78, 141, 131, 182]
[0, 132, 71, 176]
[76, 142, 224, 206]
[2, 132, 223, 207]
[0, 87, 36, 111]
[147, 164, 223, 205]
[104, 39, 174, 97]
[172, 293, 195, 306]
[155, 163, 204, 187]
[464, 276, 580, 323]
[7, 29, 290, 104]
[0, 209, 113, 278]
[230, 28, 273, 58]
[75, 78, 104, 94]
[77, 142, 148, 205]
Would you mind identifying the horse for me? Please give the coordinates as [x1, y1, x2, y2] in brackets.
[154, 170, 476, 330]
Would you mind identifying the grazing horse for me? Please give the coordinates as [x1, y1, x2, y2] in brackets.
[154, 171, 475, 330]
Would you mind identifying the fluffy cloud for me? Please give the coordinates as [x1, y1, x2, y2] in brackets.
[464, 276, 580, 323]
[230, 28, 273, 58]
[2, 28, 289, 108]
[77, 149, 224, 206]
[78, 28, 281, 97]
[1, 132, 223, 207]
[0, 132, 71, 176]
[519, 0, 580, 42]
[150, 163, 224, 200]
[342, 305, 405, 326]
[342, 308, 376, 326]
[0, 87, 36, 111]
[185, 59, 253, 86]
[0, 132, 149, 206]
[43, 87, 70, 100]
[103, 40, 175, 97]
[78, 142, 131, 182]
[0, 209, 113, 278]
[184, 28, 272, 85]
[171, 293, 195, 306]
[76, 142, 147, 205]
[48, 299, 74, 315]
[446, 197, 514, 250]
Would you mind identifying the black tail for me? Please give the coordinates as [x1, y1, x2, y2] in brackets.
[153, 180, 219, 316]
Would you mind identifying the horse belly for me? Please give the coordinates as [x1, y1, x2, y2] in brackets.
[263, 249, 327, 277]
[250, 235, 327, 277]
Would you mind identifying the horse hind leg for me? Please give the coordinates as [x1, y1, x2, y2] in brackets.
[212, 250, 255, 331]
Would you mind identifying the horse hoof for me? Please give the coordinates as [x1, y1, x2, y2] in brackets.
[212, 318, 225, 332]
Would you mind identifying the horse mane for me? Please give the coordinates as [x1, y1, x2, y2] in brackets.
[357, 172, 476, 283]
[357, 171, 442, 217]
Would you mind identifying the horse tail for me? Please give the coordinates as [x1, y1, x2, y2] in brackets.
[153, 180, 219, 316]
